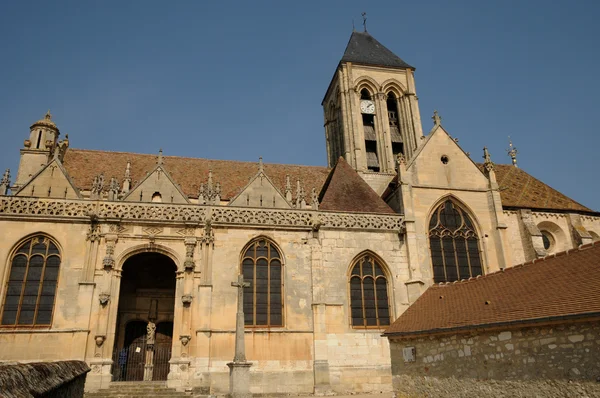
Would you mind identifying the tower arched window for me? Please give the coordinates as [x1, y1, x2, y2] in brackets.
[1, 235, 61, 326]
[359, 88, 379, 171]
[428, 199, 483, 283]
[241, 238, 283, 327]
[349, 253, 390, 328]
[387, 92, 404, 159]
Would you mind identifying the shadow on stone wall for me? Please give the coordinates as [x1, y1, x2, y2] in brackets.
[0, 360, 90, 398]
[393, 375, 600, 398]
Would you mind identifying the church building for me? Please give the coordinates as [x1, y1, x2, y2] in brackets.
[0, 30, 598, 395]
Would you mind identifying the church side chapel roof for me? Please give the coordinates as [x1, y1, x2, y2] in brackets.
[62, 149, 330, 202]
[341, 31, 414, 69]
[384, 242, 600, 337]
[491, 164, 593, 213]
[319, 157, 395, 214]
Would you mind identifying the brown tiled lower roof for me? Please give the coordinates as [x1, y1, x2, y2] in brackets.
[62, 149, 330, 201]
[490, 164, 593, 213]
[384, 242, 600, 337]
[319, 157, 395, 214]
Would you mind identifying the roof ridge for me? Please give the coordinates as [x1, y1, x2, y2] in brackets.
[68, 148, 330, 170]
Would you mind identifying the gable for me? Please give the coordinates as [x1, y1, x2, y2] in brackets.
[320, 157, 395, 214]
[123, 165, 189, 204]
[15, 158, 80, 199]
[409, 125, 488, 190]
[229, 169, 291, 209]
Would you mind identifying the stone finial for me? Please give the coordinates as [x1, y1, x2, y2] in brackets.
[198, 183, 206, 204]
[506, 137, 518, 167]
[259, 157, 264, 173]
[299, 187, 306, 208]
[432, 110, 442, 126]
[122, 161, 131, 194]
[91, 173, 104, 199]
[45, 110, 52, 120]
[482, 147, 494, 172]
[108, 177, 120, 201]
[0, 169, 10, 196]
[295, 179, 301, 208]
[157, 149, 164, 165]
[198, 171, 220, 205]
[285, 175, 292, 202]
[311, 188, 319, 210]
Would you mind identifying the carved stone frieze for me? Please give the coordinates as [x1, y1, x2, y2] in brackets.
[142, 226, 164, 236]
[0, 197, 404, 231]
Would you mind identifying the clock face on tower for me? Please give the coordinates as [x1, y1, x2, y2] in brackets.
[360, 100, 375, 114]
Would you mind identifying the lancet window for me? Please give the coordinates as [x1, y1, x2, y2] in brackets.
[428, 199, 483, 283]
[241, 238, 283, 327]
[1, 235, 61, 326]
[349, 253, 390, 328]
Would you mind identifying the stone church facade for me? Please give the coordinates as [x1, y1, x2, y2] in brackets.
[0, 31, 598, 395]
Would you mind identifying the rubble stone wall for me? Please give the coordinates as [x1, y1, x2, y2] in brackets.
[389, 321, 600, 397]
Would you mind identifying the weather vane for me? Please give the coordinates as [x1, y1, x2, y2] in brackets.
[506, 137, 518, 167]
[361, 12, 367, 32]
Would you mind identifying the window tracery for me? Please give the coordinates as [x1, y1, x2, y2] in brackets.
[349, 253, 390, 328]
[428, 200, 483, 283]
[241, 238, 283, 327]
[1, 235, 61, 326]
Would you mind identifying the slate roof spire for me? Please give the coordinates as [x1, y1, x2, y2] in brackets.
[341, 31, 414, 69]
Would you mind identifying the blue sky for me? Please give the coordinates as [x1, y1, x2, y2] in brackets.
[1, 0, 598, 210]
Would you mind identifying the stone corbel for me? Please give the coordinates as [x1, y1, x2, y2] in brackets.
[102, 234, 118, 270]
[179, 335, 191, 346]
[95, 335, 106, 347]
[99, 293, 110, 306]
[183, 237, 197, 271]
[181, 295, 193, 306]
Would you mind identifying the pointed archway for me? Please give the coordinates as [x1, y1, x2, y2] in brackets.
[111, 252, 176, 381]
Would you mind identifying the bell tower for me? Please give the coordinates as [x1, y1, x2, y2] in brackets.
[14, 111, 60, 189]
[322, 30, 424, 174]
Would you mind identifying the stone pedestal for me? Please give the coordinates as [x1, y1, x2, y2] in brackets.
[227, 361, 252, 398]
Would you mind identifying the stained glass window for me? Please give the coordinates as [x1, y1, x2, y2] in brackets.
[241, 239, 283, 327]
[1, 236, 61, 326]
[349, 254, 390, 328]
[429, 200, 483, 283]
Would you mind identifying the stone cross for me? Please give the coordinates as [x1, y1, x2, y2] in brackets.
[231, 274, 250, 362]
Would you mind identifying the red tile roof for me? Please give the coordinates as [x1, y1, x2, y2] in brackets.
[62, 149, 330, 202]
[384, 242, 600, 337]
[319, 157, 395, 214]
[492, 164, 593, 213]
[62, 149, 594, 214]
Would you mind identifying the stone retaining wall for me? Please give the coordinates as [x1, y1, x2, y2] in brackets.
[389, 321, 600, 397]
[0, 360, 90, 398]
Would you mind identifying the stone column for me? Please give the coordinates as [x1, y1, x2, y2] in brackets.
[227, 275, 252, 398]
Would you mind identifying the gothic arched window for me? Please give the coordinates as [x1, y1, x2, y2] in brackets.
[1, 235, 61, 326]
[349, 254, 390, 328]
[241, 238, 283, 327]
[429, 200, 483, 283]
